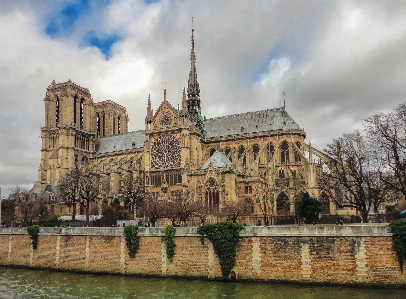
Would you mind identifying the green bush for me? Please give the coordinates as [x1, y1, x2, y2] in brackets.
[27, 225, 40, 250]
[164, 225, 176, 262]
[123, 225, 140, 258]
[296, 192, 322, 224]
[198, 222, 243, 280]
[389, 218, 406, 272]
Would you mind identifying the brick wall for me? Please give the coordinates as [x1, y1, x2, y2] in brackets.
[0, 225, 405, 286]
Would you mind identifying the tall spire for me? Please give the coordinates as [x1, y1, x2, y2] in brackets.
[187, 18, 199, 100]
[186, 18, 203, 133]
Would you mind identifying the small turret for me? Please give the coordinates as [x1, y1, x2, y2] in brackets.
[180, 87, 188, 117]
[145, 94, 153, 129]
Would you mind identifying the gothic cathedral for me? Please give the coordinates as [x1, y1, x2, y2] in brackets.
[35, 29, 336, 219]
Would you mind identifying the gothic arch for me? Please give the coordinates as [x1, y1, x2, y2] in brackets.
[224, 146, 232, 162]
[280, 141, 289, 164]
[245, 198, 254, 213]
[96, 112, 100, 137]
[294, 141, 301, 163]
[55, 97, 60, 126]
[319, 192, 330, 214]
[73, 95, 78, 125]
[267, 142, 275, 162]
[205, 178, 219, 213]
[80, 98, 85, 129]
[238, 145, 246, 167]
[82, 156, 88, 166]
[276, 192, 290, 215]
[252, 144, 260, 162]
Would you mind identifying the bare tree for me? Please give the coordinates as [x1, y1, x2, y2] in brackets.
[7, 186, 32, 225]
[1, 198, 17, 225]
[319, 130, 391, 222]
[140, 194, 166, 227]
[58, 166, 81, 220]
[33, 199, 51, 223]
[219, 199, 250, 223]
[19, 201, 36, 225]
[58, 165, 100, 222]
[253, 184, 271, 225]
[364, 102, 406, 198]
[164, 199, 178, 226]
[173, 191, 197, 226]
[2, 186, 25, 225]
[122, 175, 144, 218]
[78, 167, 101, 222]
[194, 200, 210, 225]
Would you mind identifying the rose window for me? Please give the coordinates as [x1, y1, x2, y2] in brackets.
[159, 112, 172, 126]
[151, 134, 181, 169]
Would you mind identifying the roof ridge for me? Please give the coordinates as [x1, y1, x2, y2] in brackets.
[97, 130, 145, 140]
[206, 107, 284, 121]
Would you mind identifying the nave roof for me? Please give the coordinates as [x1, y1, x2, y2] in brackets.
[94, 107, 302, 154]
[95, 130, 145, 154]
[204, 107, 302, 138]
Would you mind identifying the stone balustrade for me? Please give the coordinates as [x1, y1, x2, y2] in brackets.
[0, 224, 391, 237]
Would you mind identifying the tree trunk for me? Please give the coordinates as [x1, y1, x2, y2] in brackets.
[86, 201, 90, 223]
[361, 212, 369, 223]
[72, 204, 76, 221]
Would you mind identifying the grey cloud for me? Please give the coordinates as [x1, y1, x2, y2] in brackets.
[1, 0, 405, 197]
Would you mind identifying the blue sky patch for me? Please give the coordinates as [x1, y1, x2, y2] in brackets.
[45, 0, 91, 37]
[88, 35, 121, 59]
[144, 0, 160, 4]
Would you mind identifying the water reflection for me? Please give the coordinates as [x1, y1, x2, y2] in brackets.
[0, 266, 403, 299]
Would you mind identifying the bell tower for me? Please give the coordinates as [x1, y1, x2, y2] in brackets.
[38, 80, 96, 190]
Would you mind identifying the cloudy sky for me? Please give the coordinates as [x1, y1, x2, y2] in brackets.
[0, 0, 405, 197]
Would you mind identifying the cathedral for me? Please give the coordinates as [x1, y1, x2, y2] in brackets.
[34, 29, 339, 221]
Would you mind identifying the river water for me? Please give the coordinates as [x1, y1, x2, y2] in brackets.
[0, 266, 403, 299]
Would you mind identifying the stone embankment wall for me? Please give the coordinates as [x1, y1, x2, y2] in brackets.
[0, 225, 405, 286]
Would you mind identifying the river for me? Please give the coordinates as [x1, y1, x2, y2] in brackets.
[0, 266, 403, 299]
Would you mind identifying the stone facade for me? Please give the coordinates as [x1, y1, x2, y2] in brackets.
[34, 29, 354, 219]
[0, 225, 405, 286]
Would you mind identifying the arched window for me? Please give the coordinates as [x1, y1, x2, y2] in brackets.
[82, 156, 88, 166]
[73, 96, 78, 125]
[252, 144, 260, 162]
[80, 98, 84, 129]
[238, 145, 246, 167]
[279, 169, 285, 178]
[280, 141, 289, 164]
[102, 113, 105, 136]
[294, 141, 301, 163]
[205, 178, 219, 213]
[96, 113, 100, 137]
[319, 192, 330, 214]
[245, 198, 254, 214]
[113, 117, 116, 134]
[276, 192, 290, 215]
[267, 143, 275, 162]
[225, 147, 232, 162]
[209, 148, 216, 157]
[118, 116, 121, 134]
[55, 98, 59, 126]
